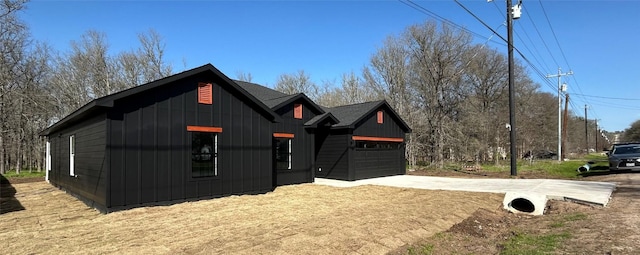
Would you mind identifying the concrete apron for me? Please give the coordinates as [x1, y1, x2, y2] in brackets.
[314, 175, 617, 216]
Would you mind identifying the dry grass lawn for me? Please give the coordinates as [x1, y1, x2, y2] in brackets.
[1, 181, 502, 254]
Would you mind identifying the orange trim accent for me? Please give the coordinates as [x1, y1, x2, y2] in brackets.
[352, 136, 403, 142]
[187, 126, 222, 133]
[273, 133, 295, 138]
[377, 111, 383, 124]
[294, 104, 303, 119]
[198, 83, 213, 104]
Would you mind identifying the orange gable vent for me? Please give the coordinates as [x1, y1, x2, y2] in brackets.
[198, 83, 212, 104]
[294, 104, 303, 119]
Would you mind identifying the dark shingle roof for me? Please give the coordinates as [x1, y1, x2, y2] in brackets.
[235, 80, 300, 108]
[304, 112, 339, 127]
[327, 101, 384, 128]
[326, 100, 411, 132]
[234, 80, 325, 113]
[235, 80, 288, 101]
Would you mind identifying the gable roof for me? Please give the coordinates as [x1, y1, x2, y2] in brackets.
[304, 112, 339, 128]
[327, 100, 411, 132]
[235, 80, 325, 114]
[40, 64, 281, 136]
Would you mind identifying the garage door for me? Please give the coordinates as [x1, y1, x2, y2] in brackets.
[353, 141, 403, 180]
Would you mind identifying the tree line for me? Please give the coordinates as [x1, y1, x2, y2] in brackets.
[0, 0, 622, 174]
[1, 0, 171, 174]
[269, 21, 615, 168]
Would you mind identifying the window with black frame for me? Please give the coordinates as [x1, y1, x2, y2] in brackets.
[355, 141, 401, 150]
[191, 132, 218, 177]
[275, 138, 292, 170]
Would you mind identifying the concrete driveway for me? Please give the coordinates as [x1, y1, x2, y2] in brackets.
[315, 175, 616, 206]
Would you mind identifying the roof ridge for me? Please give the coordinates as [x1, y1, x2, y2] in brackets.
[329, 100, 384, 109]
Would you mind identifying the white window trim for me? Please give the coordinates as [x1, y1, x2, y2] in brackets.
[45, 141, 51, 182]
[69, 135, 75, 177]
[214, 134, 218, 176]
[287, 139, 292, 170]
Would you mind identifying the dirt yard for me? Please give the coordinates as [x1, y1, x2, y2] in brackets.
[1, 179, 503, 254]
[391, 170, 640, 254]
[2, 171, 638, 254]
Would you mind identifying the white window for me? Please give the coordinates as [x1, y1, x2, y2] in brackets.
[191, 132, 218, 177]
[69, 135, 75, 177]
[45, 141, 51, 182]
[275, 138, 292, 170]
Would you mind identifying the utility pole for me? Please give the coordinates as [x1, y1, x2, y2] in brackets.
[562, 93, 569, 159]
[506, 0, 522, 176]
[585, 104, 589, 153]
[546, 68, 573, 161]
[595, 119, 599, 152]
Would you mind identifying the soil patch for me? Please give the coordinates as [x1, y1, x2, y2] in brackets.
[395, 172, 640, 254]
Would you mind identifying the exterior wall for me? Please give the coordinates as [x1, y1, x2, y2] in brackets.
[351, 106, 406, 180]
[273, 100, 319, 186]
[48, 114, 108, 210]
[107, 72, 273, 210]
[352, 107, 406, 138]
[315, 129, 351, 180]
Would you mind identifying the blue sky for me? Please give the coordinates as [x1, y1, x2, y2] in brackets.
[21, 0, 640, 132]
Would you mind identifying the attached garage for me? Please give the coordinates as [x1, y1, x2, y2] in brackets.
[352, 137, 405, 180]
[315, 101, 411, 181]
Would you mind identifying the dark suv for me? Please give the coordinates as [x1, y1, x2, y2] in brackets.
[608, 143, 640, 171]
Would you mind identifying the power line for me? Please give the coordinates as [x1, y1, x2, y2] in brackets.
[515, 10, 551, 72]
[538, 0, 571, 69]
[399, 0, 506, 47]
[536, 0, 593, 119]
[404, 0, 585, 119]
[571, 93, 640, 101]
[523, 6, 559, 68]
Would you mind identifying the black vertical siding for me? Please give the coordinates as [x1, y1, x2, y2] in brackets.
[107, 73, 273, 210]
[352, 107, 405, 138]
[272, 100, 318, 186]
[48, 114, 107, 210]
[315, 130, 350, 180]
[352, 106, 406, 180]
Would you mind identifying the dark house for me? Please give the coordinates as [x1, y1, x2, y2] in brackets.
[235, 81, 338, 186]
[315, 101, 411, 181]
[41, 64, 281, 212]
[233, 81, 411, 181]
[41, 63, 411, 213]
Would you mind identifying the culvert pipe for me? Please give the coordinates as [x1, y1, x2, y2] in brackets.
[577, 164, 591, 173]
[503, 192, 548, 215]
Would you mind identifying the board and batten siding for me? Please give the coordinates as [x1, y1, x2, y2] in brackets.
[351, 106, 406, 180]
[314, 130, 350, 180]
[352, 107, 406, 138]
[107, 73, 273, 211]
[48, 114, 108, 209]
[272, 100, 318, 186]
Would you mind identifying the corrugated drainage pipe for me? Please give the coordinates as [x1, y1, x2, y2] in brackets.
[503, 192, 547, 215]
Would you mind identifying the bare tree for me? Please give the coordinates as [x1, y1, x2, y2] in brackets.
[0, 0, 29, 174]
[316, 72, 377, 107]
[362, 35, 422, 168]
[136, 29, 172, 83]
[235, 71, 253, 82]
[459, 45, 509, 163]
[274, 70, 319, 100]
[405, 21, 472, 168]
